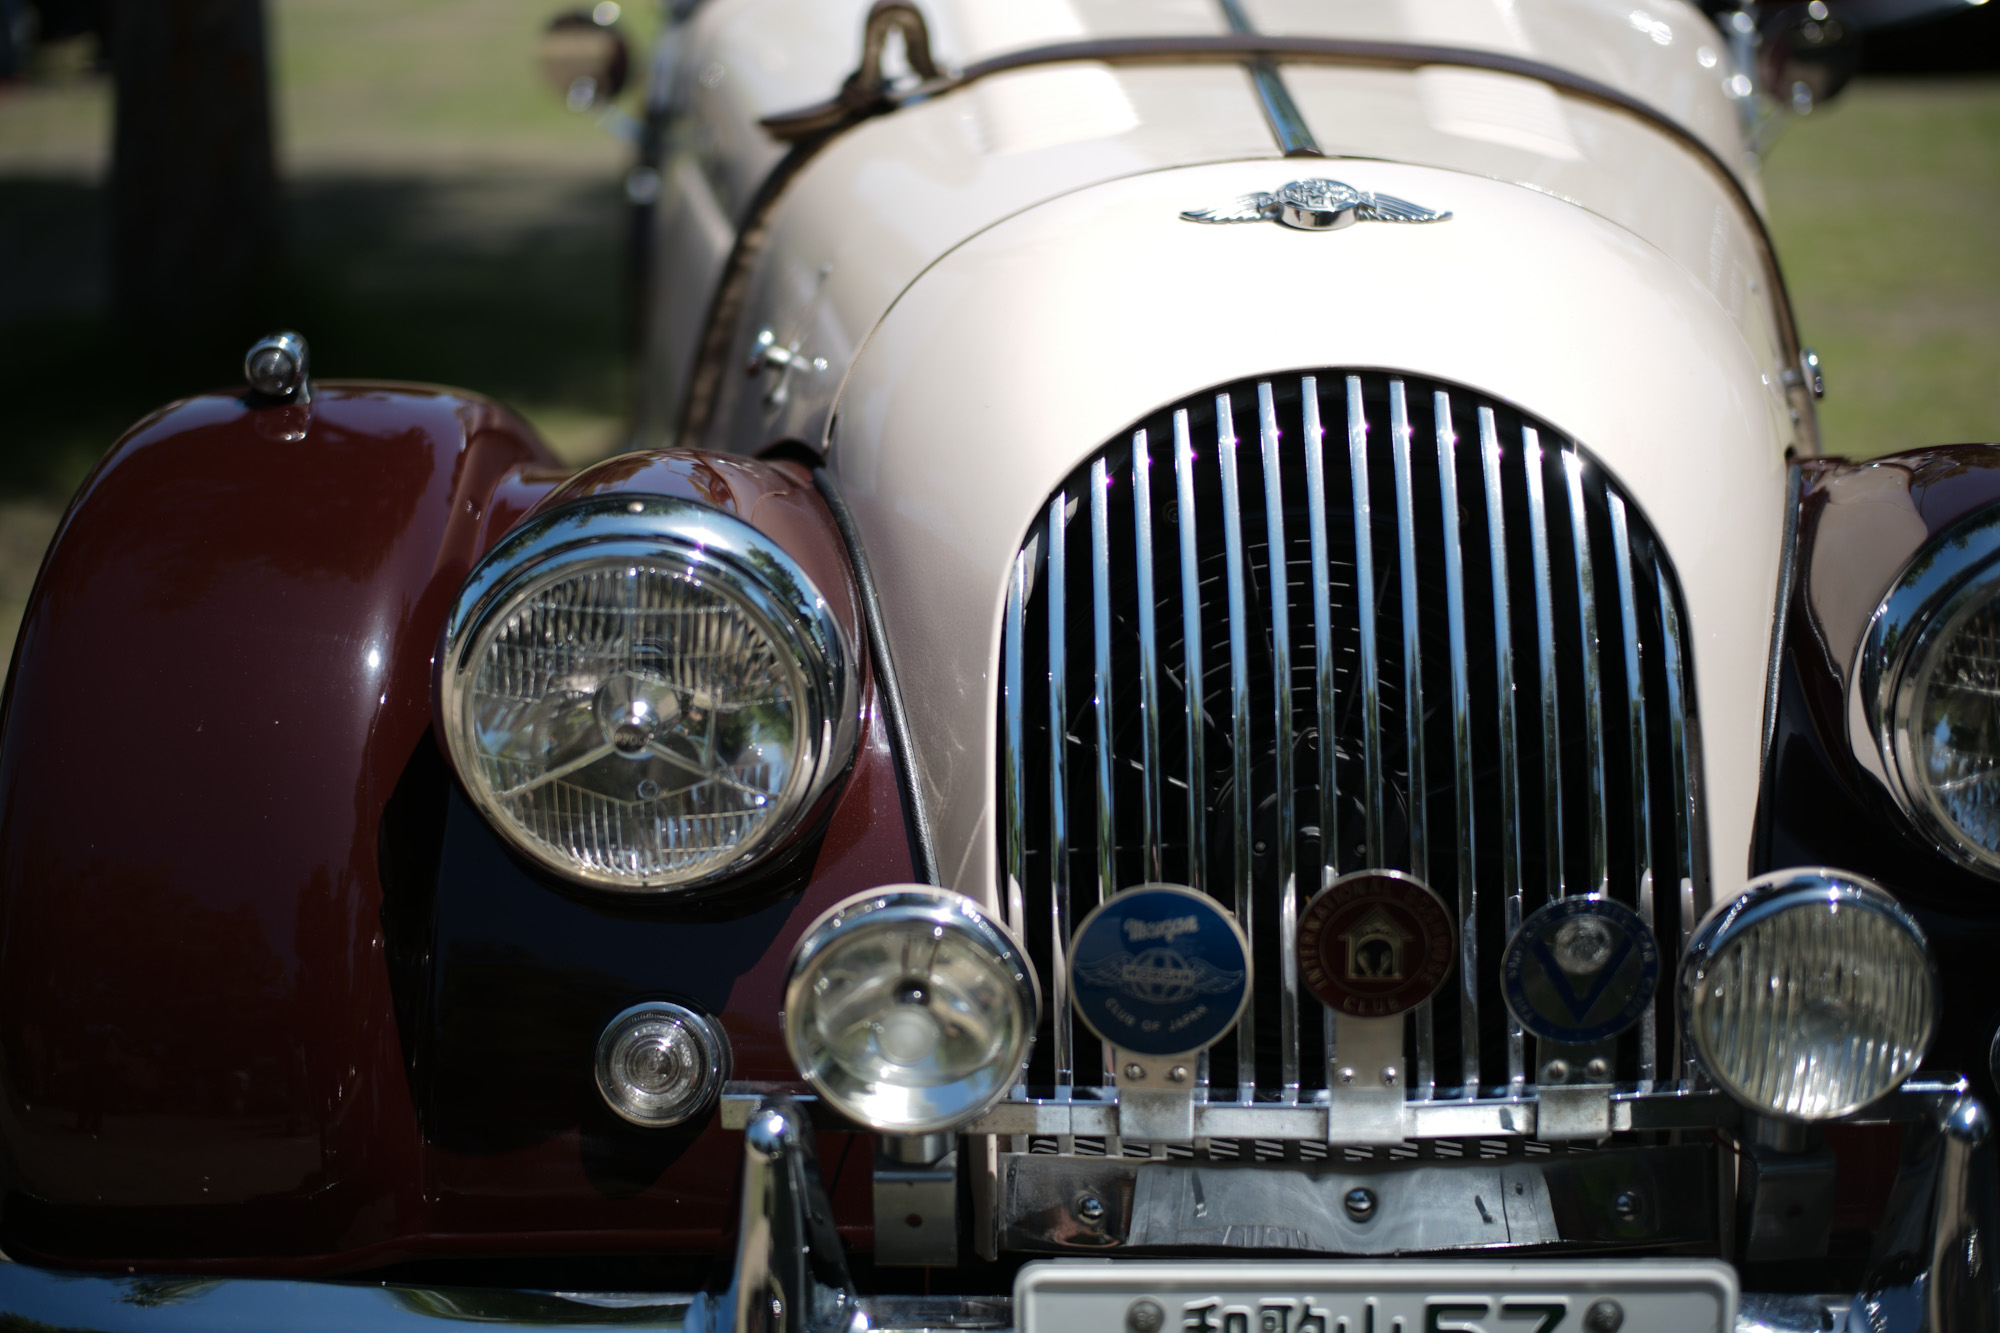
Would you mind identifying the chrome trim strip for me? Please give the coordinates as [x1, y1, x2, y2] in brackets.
[1562, 449, 1609, 900]
[1389, 379, 1433, 1094]
[1609, 489, 1656, 1087]
[1046, 492, 1073, 1094]
[1435, 391, 1478, 1096]
[1762, 464, 1803, 779]
[1260, 381, 1301, 1098]
[1522, 428, 1566, 901]
[1214, 0, 1323, 157]
[1090, 456, 1118, 911]
[1003, 551, 1029, 937]
[1478, 409, 1526, 1092]
[1349, 376, 1384, 866]
[1133, 430, 1164, 884]
[1174, 410, 1207, 895]
[1217, 391, 1258, 1093]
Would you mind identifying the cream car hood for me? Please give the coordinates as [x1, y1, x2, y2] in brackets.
[828, 157, 1790, 911]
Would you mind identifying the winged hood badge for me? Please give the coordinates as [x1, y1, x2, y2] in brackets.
[1182, 177, 1451, 232]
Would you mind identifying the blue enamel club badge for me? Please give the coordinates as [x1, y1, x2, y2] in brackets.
[1068, 884, 1251, 1058]
[1501, 896, 1660, 1044]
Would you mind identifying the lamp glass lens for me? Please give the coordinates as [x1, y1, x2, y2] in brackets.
[464, 561, 806, 886]
[1690, 898, 1934, 1119]
[790, 915, 1027, 1131]
[598, 1010, 712, 1125]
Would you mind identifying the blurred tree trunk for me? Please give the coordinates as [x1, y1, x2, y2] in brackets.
[110, 0, 277, 346]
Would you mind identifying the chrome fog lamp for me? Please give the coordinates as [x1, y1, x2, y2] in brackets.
[784, 887, 1038, 1135]
[595, 1002, 729, 1127]
[1682, 868, 1937, 1121]
[439, 495, 856, 894]
[1858, 508, 2000, 875]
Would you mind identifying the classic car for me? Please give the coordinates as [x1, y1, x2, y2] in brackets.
[0, 0, 1994, 1330]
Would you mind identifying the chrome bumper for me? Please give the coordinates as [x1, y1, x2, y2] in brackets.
[1, 1092, 1991, 1333]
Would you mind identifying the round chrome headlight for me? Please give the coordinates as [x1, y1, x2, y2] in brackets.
[1858, 508, 2000, 874]
[784, 888, 1038, 1135]
[439, 495, 856, 893]
[1682, 868, 1937, 1121]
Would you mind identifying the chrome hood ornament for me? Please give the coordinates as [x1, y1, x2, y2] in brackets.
[1181, 178, 1452, 231]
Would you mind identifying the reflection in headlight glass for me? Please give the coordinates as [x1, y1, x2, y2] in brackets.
[1917, 599, 2000, 858]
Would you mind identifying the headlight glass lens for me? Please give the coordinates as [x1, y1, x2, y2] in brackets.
[468, 562, 803, 884]
[785, 890, 1037, 1134]
[1909, 597, 2000, 861]
[440, 496, 854, 893]
[1685, 870, 1935, 1121]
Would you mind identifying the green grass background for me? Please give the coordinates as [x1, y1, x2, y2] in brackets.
[1763, 78, 2000, 455]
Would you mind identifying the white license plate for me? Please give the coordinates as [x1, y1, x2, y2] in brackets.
[1014, 1259, 1737, 1333]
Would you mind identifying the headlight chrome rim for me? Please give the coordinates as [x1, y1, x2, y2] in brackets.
[438, 494, 857, 894]
[1857, 505, 2000, 876]
[1680, 867, 1937, 1122]
[783, 887, 1039, 1135]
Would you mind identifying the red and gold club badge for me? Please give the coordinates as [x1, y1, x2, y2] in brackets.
[1298, 869, 1455, 1017]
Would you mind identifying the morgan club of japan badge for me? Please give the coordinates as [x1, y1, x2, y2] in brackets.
[1298, 870, 1454, 1017]
[1068, 884, 1251, 1058]
[1501, 895, 1660, 1044]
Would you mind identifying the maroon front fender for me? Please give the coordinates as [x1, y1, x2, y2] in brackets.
[0, 385, 564, 1254]
[0, 387, 904, 1273]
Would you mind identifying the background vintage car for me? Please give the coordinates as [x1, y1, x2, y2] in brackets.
[0, 1, 1997, 1332]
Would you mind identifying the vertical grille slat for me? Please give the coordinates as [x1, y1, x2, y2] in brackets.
[1388, 380, 1435, 1096]
[1259, 383, 1302, 1101]
[1217, 393, 1258, 1095]
[1522, 428, 1566, 904]
[1348, 376, 1386, 868]
[1303, 379, 1340, 1074]
[1133, 430, 1165, 884]
[1175, 410, 1208, 896]
[1001, 370, 1707, 1121]
[1608, 490, 1658, 1087]
[1044, 490, 1073, 1098]
[1563, 449, 1611, 900]
[1476, 406, 1528, 1094]
[1434, 391, 1479, 1097]
[1090, 457, 1117, 917]
[1004, 552, 1029, 938]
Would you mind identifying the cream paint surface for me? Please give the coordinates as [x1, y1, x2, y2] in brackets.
[832, 160, 1787, 914]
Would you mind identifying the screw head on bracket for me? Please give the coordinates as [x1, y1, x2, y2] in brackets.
[1342, 1187, 1377, 1221]
[1127, 1299, 1165, 1333]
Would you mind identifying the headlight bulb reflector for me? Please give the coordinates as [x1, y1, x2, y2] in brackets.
[784, 888, 1037, 1135]
[1682, 869, 1936, 1121]
[595, 1002, 728, 1127]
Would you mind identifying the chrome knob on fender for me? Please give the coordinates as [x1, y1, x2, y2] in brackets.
[244, 331, 311, 402]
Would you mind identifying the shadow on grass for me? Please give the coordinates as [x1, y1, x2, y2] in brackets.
[0, 170, 632, 501]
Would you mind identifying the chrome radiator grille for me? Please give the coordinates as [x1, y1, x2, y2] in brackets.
[997, 370, 1709, 1119]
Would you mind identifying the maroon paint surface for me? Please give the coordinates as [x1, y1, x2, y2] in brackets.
[0, 390, 903, 1272]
